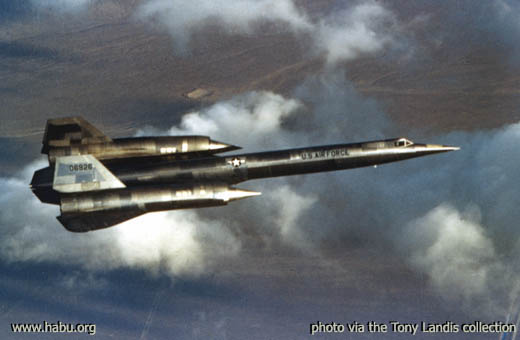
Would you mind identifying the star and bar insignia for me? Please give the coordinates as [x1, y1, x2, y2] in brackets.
[228, 157, 244, 167]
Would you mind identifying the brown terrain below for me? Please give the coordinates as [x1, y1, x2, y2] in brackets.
[1, 2, 519, 144]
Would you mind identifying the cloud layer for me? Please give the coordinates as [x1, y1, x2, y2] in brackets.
[2, 75, 520, 317]
[314, 2, 396, 65]
[137, 0, 398, 64]
[4, 0, 520, 317]
[138, 0, 311, 53]
[0, 159, 240, 277]
[143, 83, 520, 315]
[136, 91, 304, 150]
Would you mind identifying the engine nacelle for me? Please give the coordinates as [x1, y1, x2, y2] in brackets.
[48, 136, 239, 163]
[58, 184, 260, 232]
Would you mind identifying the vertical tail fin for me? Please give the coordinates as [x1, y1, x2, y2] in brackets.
[53, 154, 125, 193]
[42, 117, 112, 154]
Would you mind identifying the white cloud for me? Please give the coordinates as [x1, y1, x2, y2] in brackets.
[137, 91, 304, 150]
[0, 160, 240, 278]
[4, 79, 520, 316]
[270, 185, 317, 249]
[405, 205, 499, 300]
[137, 0, 398, 64]
[138, 0, 311, 52]
[315, 2, 396, 65]
[0, 91, 306, 279]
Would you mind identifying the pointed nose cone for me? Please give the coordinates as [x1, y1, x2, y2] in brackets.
[209, 139, 241, 153]
[410, 144, 460, 157]
[443, 146, 460, 151]
[424, 144, 461, 153]
[216, 188, 261, 202]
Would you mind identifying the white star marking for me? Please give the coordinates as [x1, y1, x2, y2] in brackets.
[230, 158, 242, 167]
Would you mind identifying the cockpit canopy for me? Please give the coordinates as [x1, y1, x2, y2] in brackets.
[394, 138, 413, 147]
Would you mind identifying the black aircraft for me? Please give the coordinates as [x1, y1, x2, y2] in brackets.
[30, 117, 459, 232]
